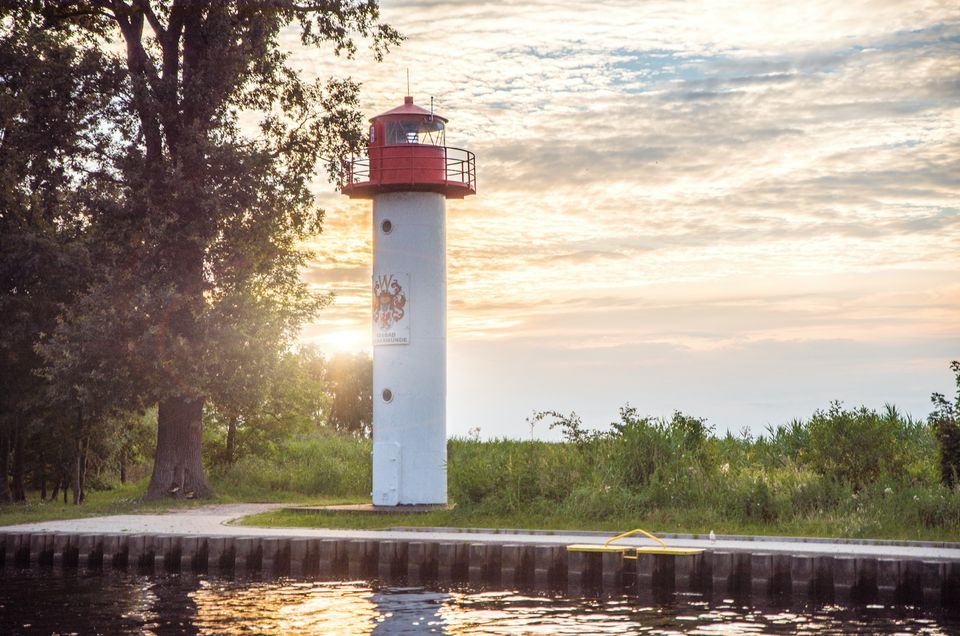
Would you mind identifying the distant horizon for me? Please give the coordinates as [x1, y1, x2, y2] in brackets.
[291, 0, 959, 440]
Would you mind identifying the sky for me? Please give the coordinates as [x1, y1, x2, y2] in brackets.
[288, 0, 959, 439]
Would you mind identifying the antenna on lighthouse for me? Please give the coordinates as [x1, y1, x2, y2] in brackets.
[406, 68, 410, 96]
[430, 96, 434, 120]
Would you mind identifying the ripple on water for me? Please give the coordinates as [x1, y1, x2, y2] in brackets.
[0, 569, 957, 635]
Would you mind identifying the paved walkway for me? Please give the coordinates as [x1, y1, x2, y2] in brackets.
[3, 504, 959, 561]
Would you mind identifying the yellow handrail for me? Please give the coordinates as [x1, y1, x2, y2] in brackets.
[603, 528, 667, 550]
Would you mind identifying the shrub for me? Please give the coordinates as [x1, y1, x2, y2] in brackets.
[930, 360, 960, 488]
[807, 402, 909, 489]
[212, 433, 370, 498]
[447, 438, 590, 512]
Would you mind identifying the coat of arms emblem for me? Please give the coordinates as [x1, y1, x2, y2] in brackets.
[373, 274, 407, 332]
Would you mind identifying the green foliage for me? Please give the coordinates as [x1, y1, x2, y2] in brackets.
[930, 360, 960, 488]
[2, 2, 399, 501]
[806, 402, 919, 489]
[324, 352, 373, 437]
[0, 16, 127, 503]
[448, 438, 588, 513]
[212, 433, 371, 500]
[442, 400, 955, 538]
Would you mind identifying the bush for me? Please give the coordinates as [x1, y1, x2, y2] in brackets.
[930, 360, 960, 488]
[448, 438, 589, 512]
[212, 433, 370, 498]
[807, 402, 911, 489]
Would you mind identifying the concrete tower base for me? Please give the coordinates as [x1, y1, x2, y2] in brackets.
[371, 191, 447, 505]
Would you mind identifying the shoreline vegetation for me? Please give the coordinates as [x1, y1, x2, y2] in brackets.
[3, 394, 960, 542]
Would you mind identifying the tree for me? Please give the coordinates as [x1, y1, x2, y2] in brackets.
[931, 360, 960, 488]
[25, 2, 399, 499]
[0, 15, 123, 503]
[204, 347, 329, 468]
[325, 351, 372, 437]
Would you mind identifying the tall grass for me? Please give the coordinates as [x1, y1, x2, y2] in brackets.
[199, 401, 958, 539]
[212, 434, 371, 501]
[447, 403, 959, 539]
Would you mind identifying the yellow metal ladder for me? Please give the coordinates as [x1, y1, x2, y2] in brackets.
[567, 528, 703, 559]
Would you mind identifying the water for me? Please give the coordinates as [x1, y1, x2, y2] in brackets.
[0, 569, 957, 635]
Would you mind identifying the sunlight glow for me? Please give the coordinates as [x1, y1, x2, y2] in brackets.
[291, 0, 959, 435]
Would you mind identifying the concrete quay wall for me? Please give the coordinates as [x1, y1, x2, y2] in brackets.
[1, 531, 957, 608]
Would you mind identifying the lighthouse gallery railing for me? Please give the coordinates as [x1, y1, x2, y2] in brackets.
[344, 145, 476, 192]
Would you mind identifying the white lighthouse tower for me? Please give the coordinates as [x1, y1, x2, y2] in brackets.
[342, 96, 476, 505]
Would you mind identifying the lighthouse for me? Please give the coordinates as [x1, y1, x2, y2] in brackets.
[342, 96, 476, 505]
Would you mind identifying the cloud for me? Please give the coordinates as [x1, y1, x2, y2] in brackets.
[285, 0, 960, 433]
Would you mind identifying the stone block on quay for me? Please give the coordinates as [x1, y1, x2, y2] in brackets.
[289, 539, 309, 578]
[877, 559, 899, 605]
[790, 554, 813, 601]
[101, 534, 124, 569]
[811, 556, 835, 602]
[833, 556, 856, 603]
[566, 549, 588, 596]
[127, 534, 155, 571]
[437, 542, 468, 584]
[378, 540, 400, 582]
[854, 557, 878, 603]
[901, 559, 922, 606]
[750, 553, 772, 599]
[500, 544, 532, 589]
[407, 541, 439, 584]
[943, 561, 960, 608]
[770, 554, 792, 599]
[921, 561, 945, 608]
[156, 535, 182, 572]
[345, 539, 368, 580]
[533, 545, 563, 591]
[30, 533, 53, 566]
[179, 537, 200, 573]
[206, 536, 234, 572]
[77, 534, 103, 570]
[317, 538, 341, 578]
[235, 537, 262, 572]
[467, 543, 487, 586]
[261, 538, 289, 576]
[601, 551, 624, 593]
[711, 551, 734, 597]
[51, 534, 73, 568]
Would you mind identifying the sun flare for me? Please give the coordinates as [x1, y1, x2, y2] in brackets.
[320, 328, 370, 354]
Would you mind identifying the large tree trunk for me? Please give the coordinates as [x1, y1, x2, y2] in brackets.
[145, 395, 213, 500]
[0, 429, 11, 503]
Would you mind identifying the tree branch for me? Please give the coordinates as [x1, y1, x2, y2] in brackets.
[131, 0, 166, 39]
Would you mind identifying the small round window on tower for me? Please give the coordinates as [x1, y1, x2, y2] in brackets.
[382, 388, 393, 403]
[381, 219, 393, 234]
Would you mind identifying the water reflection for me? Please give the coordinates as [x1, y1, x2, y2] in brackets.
[192, 579, 379, 634]
[371, 588, 450, 634]
[0, 569, 957, 635]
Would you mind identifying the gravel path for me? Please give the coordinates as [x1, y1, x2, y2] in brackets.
[2, 504, 959, 561]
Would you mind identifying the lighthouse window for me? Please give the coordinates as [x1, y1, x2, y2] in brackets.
[385, 119, 445, 145]
[381, 219, 393, 234]
[382, 388, 393, 403]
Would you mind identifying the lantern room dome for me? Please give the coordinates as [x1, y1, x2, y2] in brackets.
[371, 95, 448, 123]
[341, 96, 475, 200]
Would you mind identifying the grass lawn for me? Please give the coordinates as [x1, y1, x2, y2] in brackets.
[0, 479, 350, 527]
[236, 505, 960, 543]
[0, 481, 202, 527]
[4, 488, 959, 543]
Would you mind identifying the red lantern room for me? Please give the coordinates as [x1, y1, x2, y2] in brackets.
[341, 96, 476, 199]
